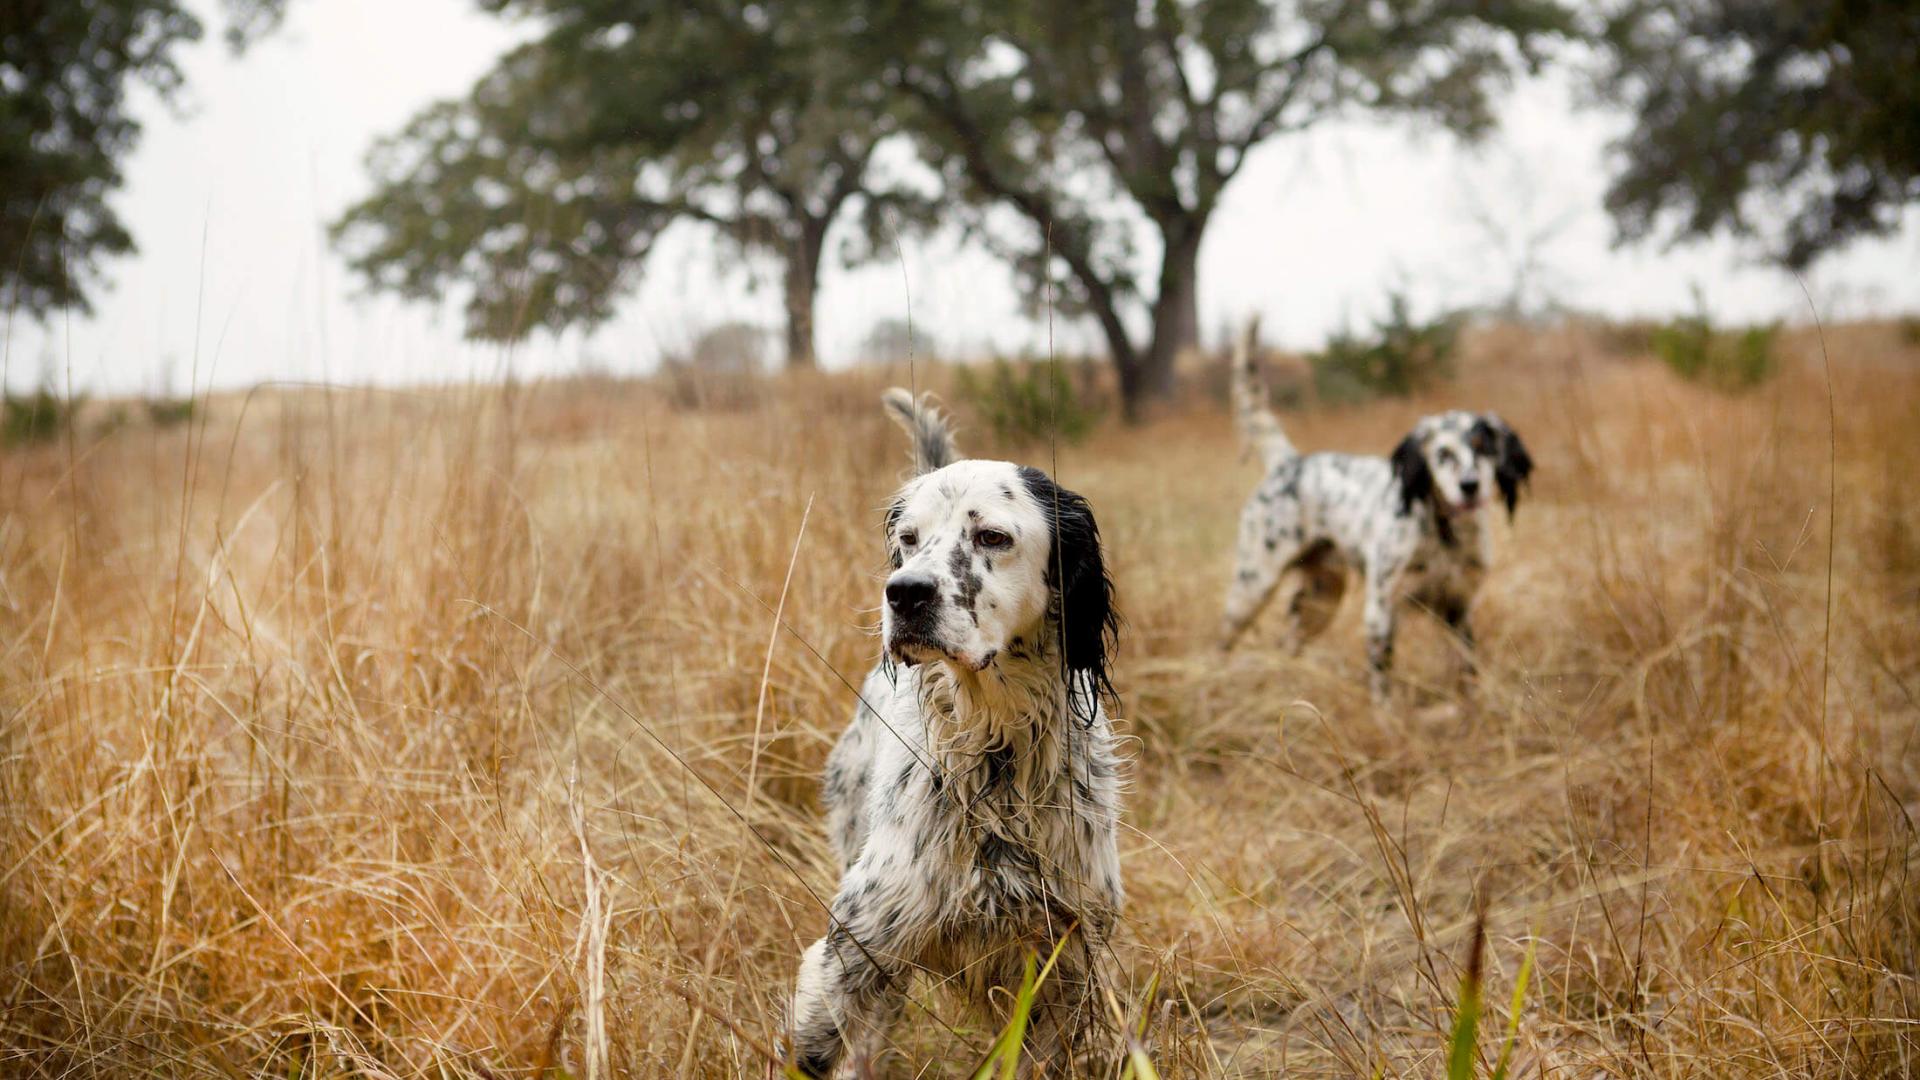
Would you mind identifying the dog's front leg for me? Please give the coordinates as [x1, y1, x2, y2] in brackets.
[790, 924, 904, 1078]
[1017, 930, 1111, 1075]
[1363, 569, 1398, 706]
[791, 836, 934, 1077]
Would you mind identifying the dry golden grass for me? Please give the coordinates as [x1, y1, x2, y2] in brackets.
[2, 322, 1916, 1078]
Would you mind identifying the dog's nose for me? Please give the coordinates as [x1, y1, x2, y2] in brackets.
[1458, 477, 1481, 499]
[885, 573, 939, 616]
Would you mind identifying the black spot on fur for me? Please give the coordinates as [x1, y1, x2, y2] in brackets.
[949, 541, 983, 613]
[1391, 433, 1432, 517]
[1016, 466, 1119, 724]
[984, 745, 1013, 791]
[795, 1047, 838, 1079]
[977, 832, 1040, 876]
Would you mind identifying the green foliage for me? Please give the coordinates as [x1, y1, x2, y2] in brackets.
[219, 0, 288, 50]
[1649, 295, 1778, 391]
[954, 358, 1099, 447]
[967, 935, 1069, 1080]
[0, 1, 202, 318]
[1600, 1, 1920, 269]
[1117, 968, 1164, 1080]
[1443, 927, 1536, 1080]
[869, 0, 1576, 412]
[1310, 293, 1463, 405]
[1, 1, 285, 320]
[1445, 967, 1481, 1080]
[3, 387, 83, 447]
[333, 0, 930, 367]
[144, 396, 195, 427]
[1575, 314, 1661, 358]
[1492, 938, 1536, 1080]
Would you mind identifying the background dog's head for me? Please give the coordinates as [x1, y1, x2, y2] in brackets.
[1392, 410, 1534, 520]
[882, 460, 1116, 710]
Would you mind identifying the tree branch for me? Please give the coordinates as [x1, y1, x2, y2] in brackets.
[901, 70, 1141, 374]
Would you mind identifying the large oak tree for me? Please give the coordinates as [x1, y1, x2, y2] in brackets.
[333, 0, 927, 369]
[1599, 0, 1920, 270]
[866, 0, 1575, 416]
[1, 1, 289, 323]
[1, 1, 202, 319]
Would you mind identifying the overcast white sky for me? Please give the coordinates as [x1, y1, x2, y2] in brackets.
[7, 0, 1918, 396]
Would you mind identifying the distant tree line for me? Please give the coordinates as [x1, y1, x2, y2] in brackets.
[5, 1, 1917, 419]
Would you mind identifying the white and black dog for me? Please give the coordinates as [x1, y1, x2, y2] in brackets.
[788, 390, 1123, 1077]
[1219, 319, 1533, 703]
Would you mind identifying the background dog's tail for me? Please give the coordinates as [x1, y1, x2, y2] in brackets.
[1230, 316, 1297, 471]
[882, 388, 961, 475]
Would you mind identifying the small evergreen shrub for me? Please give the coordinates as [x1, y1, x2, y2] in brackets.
[953, 357, 1099, 446]
[3, 387, 82, 447]
[145, 397, 196, 427]
[1311, 292, 1463, 404]
[1650, 299, 1778, 391]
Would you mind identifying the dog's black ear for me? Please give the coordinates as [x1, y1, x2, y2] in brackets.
[1019, 466, 1119, 720]
[1479, 415, 1534, 518]
[1391, 432, 1432, 516]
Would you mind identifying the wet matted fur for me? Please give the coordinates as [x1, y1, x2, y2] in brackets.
[787, 390, 1123, 1077]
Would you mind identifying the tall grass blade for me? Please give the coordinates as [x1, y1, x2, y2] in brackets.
[969, 933, 1072, 1080]
[1491, 936, 1536, 1080]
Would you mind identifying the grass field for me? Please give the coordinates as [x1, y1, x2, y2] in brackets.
[3, 321, 1917, 1077]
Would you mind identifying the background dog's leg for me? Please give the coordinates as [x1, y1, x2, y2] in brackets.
[1363, 570, 1398, 705]
[1280, 552, 1347, 655]
[1439, 597, 1476, 695]
[1220, 542, 1292, 650]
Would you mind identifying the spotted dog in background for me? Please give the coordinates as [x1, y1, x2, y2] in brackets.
[787, 389, 1122, 1077]
[1219, 318, 1534, 703]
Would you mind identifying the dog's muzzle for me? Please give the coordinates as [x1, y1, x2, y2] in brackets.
[885, 571, 945, 664]
[885, 572, 939, 619]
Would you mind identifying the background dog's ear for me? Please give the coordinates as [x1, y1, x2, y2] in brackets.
[1391, 432, 1432, 516]
[1019, 467, 1119, 720]
[1483, 415, 1534, 518]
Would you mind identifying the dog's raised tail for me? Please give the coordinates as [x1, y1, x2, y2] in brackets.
[882, 388, 961, 475]
[1230, 316, 1297, 471]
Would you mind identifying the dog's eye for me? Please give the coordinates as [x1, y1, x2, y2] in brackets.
[898, 529, 918, 549]
[975, 528, 1012, 549]
[1435, 448, 1457, 467]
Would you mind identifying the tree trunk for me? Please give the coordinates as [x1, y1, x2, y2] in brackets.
[1081, 282, 1145, 423]
[782, 217, 827, 370]
[1141, 216, 1204, 402]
